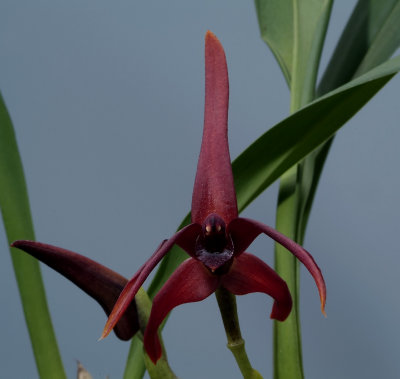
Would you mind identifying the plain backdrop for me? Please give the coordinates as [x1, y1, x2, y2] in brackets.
[1, 1, 399, 378]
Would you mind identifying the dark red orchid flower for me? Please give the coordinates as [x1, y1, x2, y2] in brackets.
[12, 31, 326, 365]
[100, 31, 326, 363]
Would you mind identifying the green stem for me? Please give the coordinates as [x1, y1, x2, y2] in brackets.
[133, 288, 178, 379]
[273, 168, 303, 379]
[272, 0, 332, 375]
[272, 6, 310, 376]
[123, 336, 146, 379]
[215, 288, 263, 379]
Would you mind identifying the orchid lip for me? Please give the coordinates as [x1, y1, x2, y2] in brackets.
[195, 234, 234, 272]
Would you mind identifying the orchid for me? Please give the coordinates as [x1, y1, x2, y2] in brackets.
[11, 31, 325, 367]
[101, 31, 326, 363]
[3, 1, 400, 376]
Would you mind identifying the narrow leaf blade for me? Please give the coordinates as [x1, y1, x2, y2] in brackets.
[290, 0, 333, 108]
[300, 0, 400, 240]
[273, 2, 332, 376]
[319, 0, 400, 95]
[0, 92, 66, 379]
[255, 0, 294, 85]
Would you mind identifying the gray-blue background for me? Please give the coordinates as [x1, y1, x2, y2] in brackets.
[1, 1, 399, 378]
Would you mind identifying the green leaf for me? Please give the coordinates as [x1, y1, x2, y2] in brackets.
[319, 0, 400, 94]
[269, 2, 332, 376]
[356, 1, 400, 75]
[276, 3, 400, 376]
[148, 54, 400, 299]
[273, 4, 400, 375]
[237, 56, 399, 211]
[300, 0, 400, 241]
[0, 92, 66, 379]
[255, 0, 294, 85]
[255, 0, 333, 100]
[290, 0, 333, 109]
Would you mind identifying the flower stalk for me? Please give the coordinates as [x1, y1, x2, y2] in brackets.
[215, 288, 263, 379]
[134, 288, 177, 379]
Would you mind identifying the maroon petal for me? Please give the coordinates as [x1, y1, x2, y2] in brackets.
[228, 218, 326, 315]
[191, 31, 238, 225]
[11, 240, 138, 340]
[143, 257, 219, 363]
[101, 223, 201, 339]
[221, 252, 292, 321]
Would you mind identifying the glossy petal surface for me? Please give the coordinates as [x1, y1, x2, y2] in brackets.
[221, 252, 292, 321]
[228, 218, 326, 314]
[11, 240, 138, 340]
[144, 258, 219, 363]
[191, 31, 238, 225]
[102, 223, 201, 339]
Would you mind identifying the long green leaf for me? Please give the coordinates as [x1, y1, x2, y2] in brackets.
[0, 92, 66, 379]
[148, 54, 400, 298]
[319, 0, 400, 94]
[356, 1, 400, 75]
[290, 0, 333, 109]
[255, 0, 333, 101]
[276, 3, 400, 376]
[273, 1, 332, 377]
[300, 0, 400, 242]
[255, 0, 294, 85]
